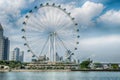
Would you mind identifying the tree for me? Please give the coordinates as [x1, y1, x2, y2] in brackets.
[0, 60, 26, 69]
[80, 59, 92, 69]
[111, 64, 119, 69]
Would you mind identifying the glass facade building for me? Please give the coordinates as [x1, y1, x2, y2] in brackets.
[0, 24, 10, 60]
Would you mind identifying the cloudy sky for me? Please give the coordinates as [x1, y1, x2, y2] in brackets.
[0, 0, 120, 62]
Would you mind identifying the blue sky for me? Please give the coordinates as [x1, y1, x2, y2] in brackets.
[0, 0, 120, 62]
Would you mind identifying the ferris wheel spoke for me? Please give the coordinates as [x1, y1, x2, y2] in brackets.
[57, 21, 73, 32]
[57, 31, 77, 50]
[26, 42, 42, 57]
[43, 7, 53, 27]
[52, 8, 58, 26]
[57, 30, 76, 38]
[55, 41, 65, 58]
[36, 9, 53, 28]
[27, 38, 43, 47]
[48, 7, 55, 26]
[56, 37, 67, 52]
[52, 7, 62, 27]
[26, 31, 45, 36]
[54, 13, 63, 27]
[28, 15, 46, 30]
[32, 10, 52, 30]
[49, 9, 54, 26]
[39, 36, 49, 56]
[55, 14, 71, 29]
[27, 36, 47, 45]
[26, 20, 44, 31]
[25, 26, 42, 33]
[25, 34, 43, 40]
[26, 36, 42, 42]
[56, 34, 69, 51]
[25, 32, 44, 37]
[28, 39, 46, 55]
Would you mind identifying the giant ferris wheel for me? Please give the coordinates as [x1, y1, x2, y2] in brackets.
[21, 3, 80, 62]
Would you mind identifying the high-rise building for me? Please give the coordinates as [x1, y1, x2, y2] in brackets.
[19, 51, 24, 62]
[55, 52, 60, 62]
[60, 56, 63, 61]
[10, 47, 20, 61]
[11, 51, 16, 61]
[14, 47, 20, 61]
[0, 24, 10, 60]
[11, 47, 24, 62]
[3, 37, 10, 60]
[65, 50, 72, 62]
[0, 24, 4, 60]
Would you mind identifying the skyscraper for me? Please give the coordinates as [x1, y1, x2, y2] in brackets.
[55, 52, 60, 62]
[0, 24, 4, 60]
[11, 51, 16, 61]
[0, 24, 10, 60]
[11, 47, 24, 62]
[3, 37, 10, 60]
[14, 47, 20, 61]
[19, 51, 24, 62]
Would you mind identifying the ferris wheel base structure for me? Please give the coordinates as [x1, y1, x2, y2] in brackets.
[31, 56, 79, 64]
[31, 59, 79, 66]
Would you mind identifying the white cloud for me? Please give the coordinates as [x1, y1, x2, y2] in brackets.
[97, 10, 120, 27]
[71, 1, 104, 27]
[80, 35, 120, 45]
[0, 0, 35, 29]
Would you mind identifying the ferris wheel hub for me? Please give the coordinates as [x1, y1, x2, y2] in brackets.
[49, 32, 56, 36]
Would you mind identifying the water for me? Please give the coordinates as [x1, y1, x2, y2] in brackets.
[0, 72, 120, 80]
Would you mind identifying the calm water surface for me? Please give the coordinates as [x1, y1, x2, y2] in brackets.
[0, 72, 120, 80]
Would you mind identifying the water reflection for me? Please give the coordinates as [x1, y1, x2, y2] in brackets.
[0, 72, 120, 80]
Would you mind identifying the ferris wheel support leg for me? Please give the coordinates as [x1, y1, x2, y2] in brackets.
[49, 36, 51, 62]
[53, 32, 56, 62]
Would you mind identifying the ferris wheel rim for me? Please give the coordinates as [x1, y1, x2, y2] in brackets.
[22, 3, 80, 60]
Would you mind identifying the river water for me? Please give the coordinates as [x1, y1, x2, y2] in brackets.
[0, 72, 120, 80]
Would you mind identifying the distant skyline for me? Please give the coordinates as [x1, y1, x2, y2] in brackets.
[0, 0, 120, 62]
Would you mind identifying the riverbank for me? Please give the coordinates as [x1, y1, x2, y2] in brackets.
[0, 69, 71, 72]
[11, 69, 71, 72]
[0, 70, 9, 72]
[0, 69, 120, 72]
[71, 69, 120, 72]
